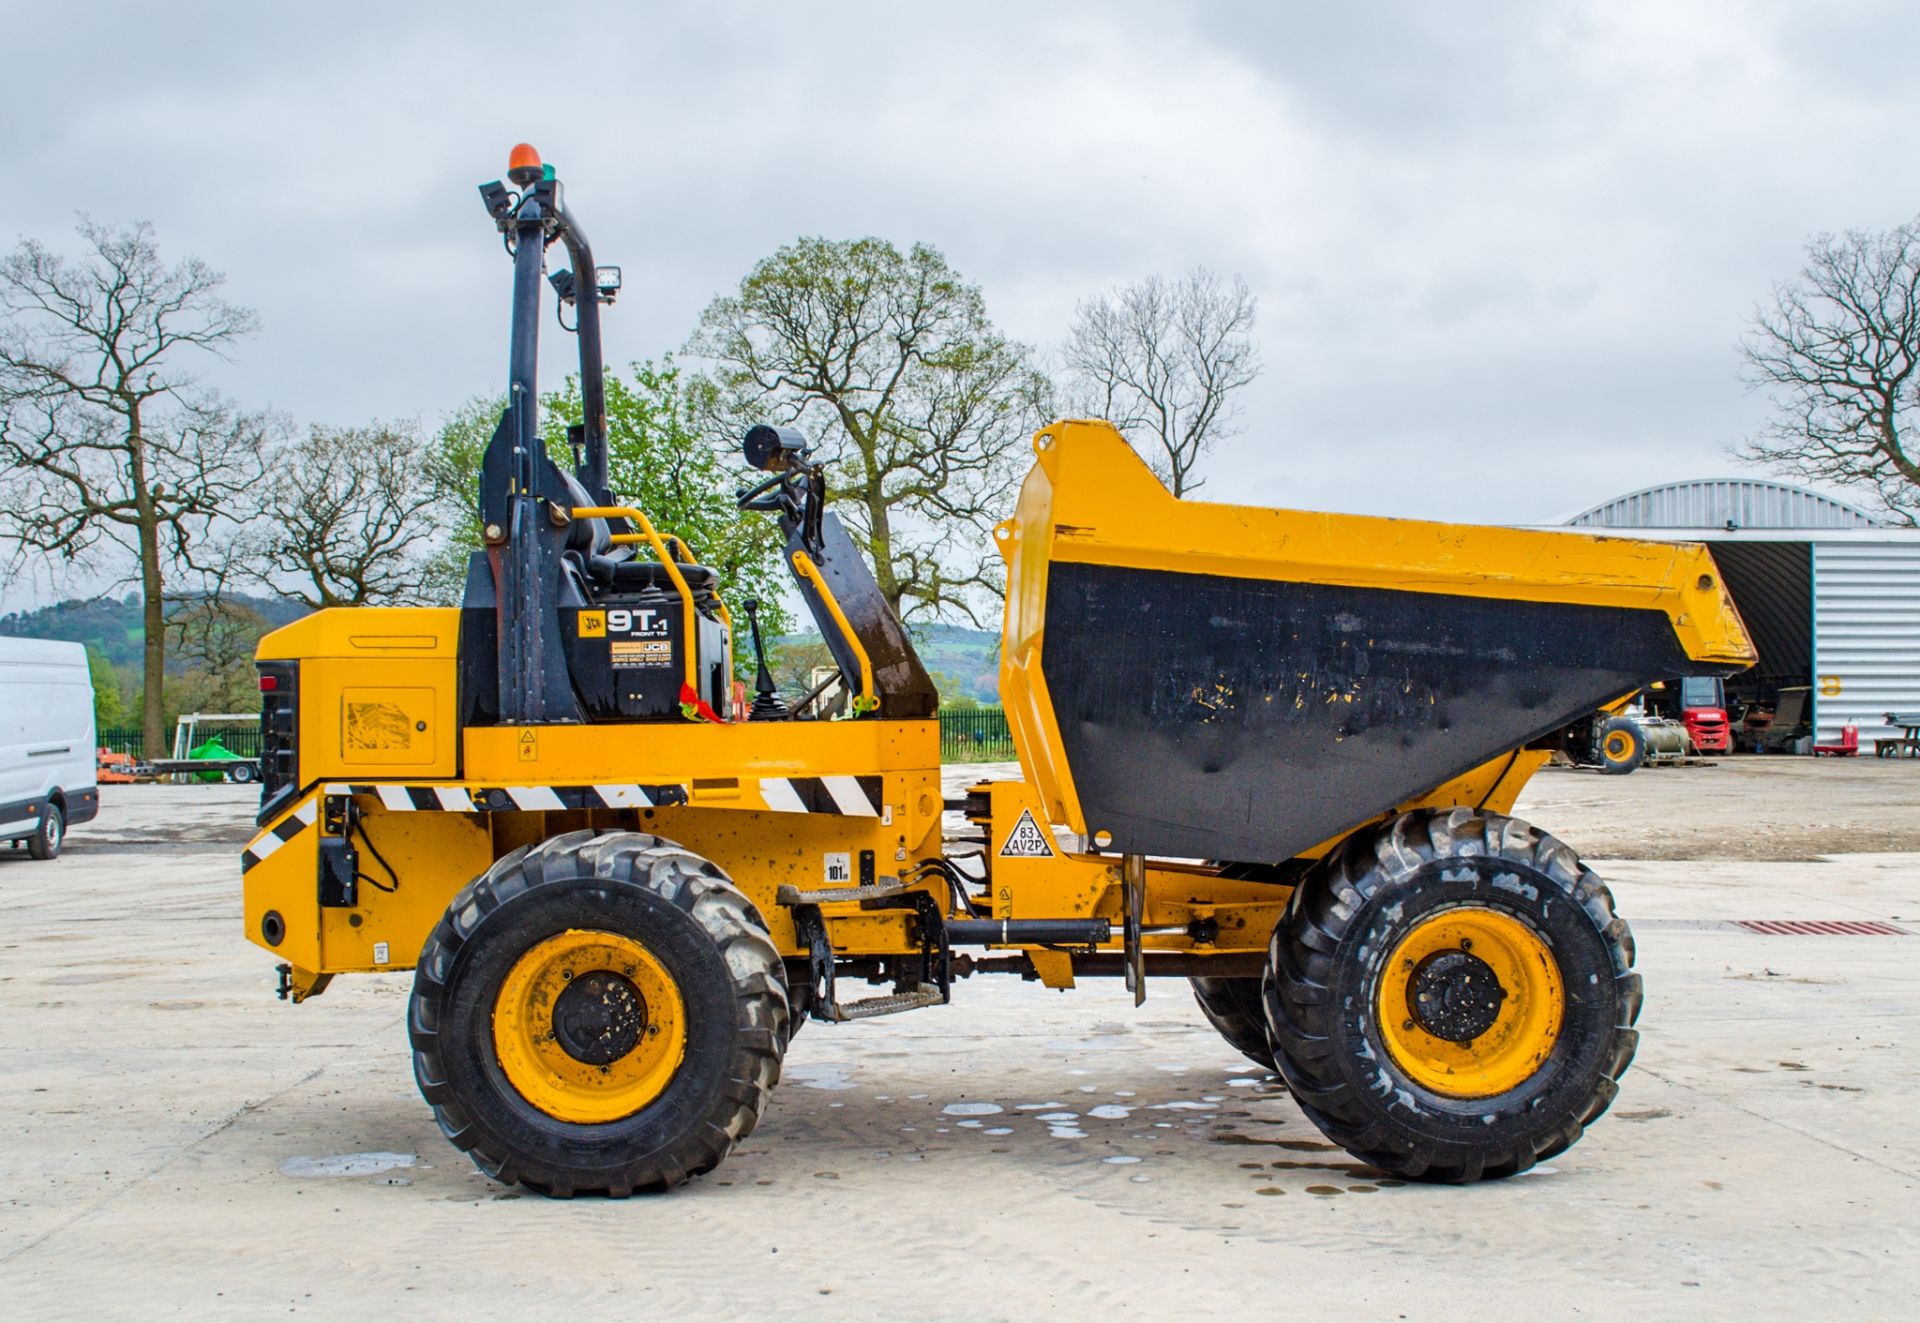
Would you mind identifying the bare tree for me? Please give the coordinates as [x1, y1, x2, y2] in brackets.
[1741, 220, 1920, 524]
[168, 596, 270, 713]
[0, 220, 263, 757]
[233, 422, 446, 608]
[1063, 268, 1261, 497]
[689, 237, 1052, 625]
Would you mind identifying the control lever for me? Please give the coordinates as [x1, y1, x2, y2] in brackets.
[743, 599, 790, 722]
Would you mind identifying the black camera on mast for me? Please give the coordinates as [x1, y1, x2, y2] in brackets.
[743, 424, 811, 473]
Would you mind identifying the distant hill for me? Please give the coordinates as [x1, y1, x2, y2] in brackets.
[909, 622, 1001, 703]
[777, 621, 1001, 703]
[3, 592, 1005, 702]
[0, 593, 307, 672]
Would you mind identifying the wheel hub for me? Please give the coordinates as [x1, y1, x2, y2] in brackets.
[491, 931, 686, 1124]
[1375, 905, 1565, 1098]
[1406, 949, 1506, 1042]
[551, 971, 647, 1066]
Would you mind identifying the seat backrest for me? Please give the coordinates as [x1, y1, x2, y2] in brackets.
[559, 471, 611, 558]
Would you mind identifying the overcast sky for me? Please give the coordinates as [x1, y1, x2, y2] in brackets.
[6, 0, 1917, 610]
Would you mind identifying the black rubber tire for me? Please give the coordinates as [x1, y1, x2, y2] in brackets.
[781, 960, 812, 1044]
[228, 762, 257, 784]
[27, 803, 63, 861]
[1265, 807, 1641, 1183]
[1190, 976, 1277, 1070]
[409, 830, 788, 1197]
[1598, 717, 1646, 775]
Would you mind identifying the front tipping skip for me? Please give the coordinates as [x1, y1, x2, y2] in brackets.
[243, 147, 1755, 1196]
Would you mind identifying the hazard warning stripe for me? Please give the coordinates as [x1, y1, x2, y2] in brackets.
[240, 798, 318, 873]
[323, 783, 691, 812]
[757, 775, 884, 816]
[318, 778, 889, 817]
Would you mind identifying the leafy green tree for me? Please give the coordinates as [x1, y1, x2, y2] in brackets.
[688, 237, 1051, 625]
[928, 672, 980, 711]
[769, 636, 835, 696]
[429, 358, 790, 631]
[86, 646, 125, 728]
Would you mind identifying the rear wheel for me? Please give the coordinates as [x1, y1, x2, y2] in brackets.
[27, 803, 63, 860]
[1265, 808, 1640, 1183]
[1598, 717, 1645, 774]
[1190, 976, 1276, 1070]
[409, 830, 788, 1196]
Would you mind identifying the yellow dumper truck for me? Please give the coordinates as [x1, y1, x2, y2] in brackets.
[242, 146, 1754, 1195]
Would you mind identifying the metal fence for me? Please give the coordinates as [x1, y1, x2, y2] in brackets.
[96, 725, 264, 759]
[938, 707, 1015, 762]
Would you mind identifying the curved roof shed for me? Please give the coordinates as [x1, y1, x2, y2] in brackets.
[1557, 478, 1918, 744]
[1567, 479, 1884, 531]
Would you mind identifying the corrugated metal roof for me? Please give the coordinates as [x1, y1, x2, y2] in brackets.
[1566, 479, 1883, 530]
[1812, 541, 1920, 743]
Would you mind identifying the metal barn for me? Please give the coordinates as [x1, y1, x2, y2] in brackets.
[1560, 479, 1920, 747]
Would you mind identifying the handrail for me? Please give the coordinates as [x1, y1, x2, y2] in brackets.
[645, 531, 735, 697]
[573, 506, 707, 714]
[789, 549, 877, 714]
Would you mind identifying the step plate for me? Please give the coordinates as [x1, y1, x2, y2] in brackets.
[828, 984, 943, 1021]
[777, 877, 904, 906]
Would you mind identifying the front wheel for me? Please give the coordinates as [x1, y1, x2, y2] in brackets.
[409, 830, 789, 1196]
[1265, 808, 1640, 1183]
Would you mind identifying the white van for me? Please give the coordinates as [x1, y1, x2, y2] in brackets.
[0, 638, 99, 860]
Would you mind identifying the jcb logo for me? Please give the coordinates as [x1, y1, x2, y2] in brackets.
[578, 611, 606, 638]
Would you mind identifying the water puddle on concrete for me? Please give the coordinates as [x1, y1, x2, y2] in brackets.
[1087, 1104, 1132, 1120]
[279, 1152, 416, 1179]
[940, 1102, 1004, 1116]
[785, 1062, 858, 1091]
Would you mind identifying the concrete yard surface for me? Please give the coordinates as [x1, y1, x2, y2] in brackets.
[1, 763, 1916, 1319]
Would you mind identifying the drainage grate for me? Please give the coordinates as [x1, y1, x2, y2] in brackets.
[1734, 919, 1909, 937]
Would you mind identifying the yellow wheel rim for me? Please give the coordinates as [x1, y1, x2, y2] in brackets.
[1603, 730, 1634, 762]
[491, 930, 686, 1124]
[1376, 907, 1563, 1098]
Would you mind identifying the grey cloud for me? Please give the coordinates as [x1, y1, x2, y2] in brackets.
[4, 0, 1918, 610]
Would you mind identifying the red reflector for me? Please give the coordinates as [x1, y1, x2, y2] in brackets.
[259, 675, 278, 692]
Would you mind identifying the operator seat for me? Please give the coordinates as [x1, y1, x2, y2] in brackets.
[556, 471, 721, 600]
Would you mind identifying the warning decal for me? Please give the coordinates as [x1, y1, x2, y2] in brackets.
[998, 809, 1056, 858]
